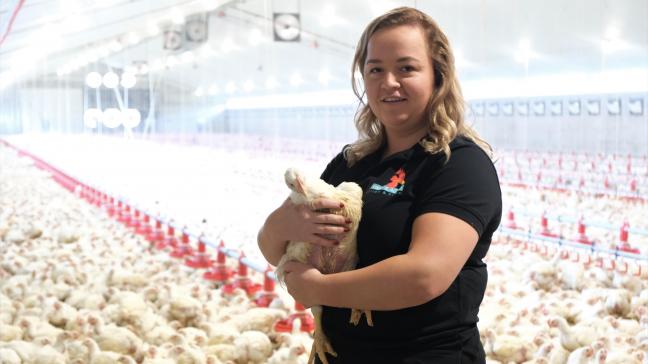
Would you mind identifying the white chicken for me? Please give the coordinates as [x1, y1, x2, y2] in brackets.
[276, 168, 366, 364]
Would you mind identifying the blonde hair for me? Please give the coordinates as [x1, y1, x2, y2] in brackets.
[344, 7, 492, 165]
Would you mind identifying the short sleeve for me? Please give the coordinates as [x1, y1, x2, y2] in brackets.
[412, 146, 501, 237]
[319, 147, 347, 183]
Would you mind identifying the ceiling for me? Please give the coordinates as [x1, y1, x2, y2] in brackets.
[0, 0, 646, 95]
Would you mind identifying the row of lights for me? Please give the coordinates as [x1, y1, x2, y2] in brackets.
[83, 108, 141, 129]
[85, 71, 137, 89]
[194, 69, 332, 96]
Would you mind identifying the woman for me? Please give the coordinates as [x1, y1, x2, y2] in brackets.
[258, 7, 501, 364]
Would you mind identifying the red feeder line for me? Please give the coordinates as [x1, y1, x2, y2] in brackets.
[156, 225, 178, 250]
[254, 265, 279, 308]
[274, 302, 315, 333]
[505, 210, 518, 230]
[221, 252, 262, 297]
[185, 238, 212, 268]
[135, 214, 153, 236]
[127, 209, 142, 229]
[576, 217, 593, 245]
[117, 204, 132, 225]
[615, 222, 640, 254]
[170, 229, 193, 258]
[106, 197, 116, 217]
[539, 212, 559, 238]
[146, 219, 165, 244]
[203, 241, 235, 283]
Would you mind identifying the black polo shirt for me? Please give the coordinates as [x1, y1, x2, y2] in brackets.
[316, 136, 502, 364]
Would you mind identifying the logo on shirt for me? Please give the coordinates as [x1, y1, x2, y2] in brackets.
[369, 168, 406, 195]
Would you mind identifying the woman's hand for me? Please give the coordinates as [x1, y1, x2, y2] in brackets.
[283, 260, 325, 308]
[270, 197, 350, 247]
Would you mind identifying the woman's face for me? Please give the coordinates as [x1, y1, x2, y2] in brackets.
[364, 24, 435, 136]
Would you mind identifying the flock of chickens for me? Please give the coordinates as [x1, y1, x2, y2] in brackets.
[0, 142, 647, 364]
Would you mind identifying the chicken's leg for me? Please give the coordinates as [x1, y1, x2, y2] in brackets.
[349, 309, 373, 326]
[308, 305, 337, 364]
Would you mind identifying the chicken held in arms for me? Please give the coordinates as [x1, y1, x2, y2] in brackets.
[276, 168, 371, 364]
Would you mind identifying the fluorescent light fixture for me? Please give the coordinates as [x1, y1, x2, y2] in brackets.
[194, 87, 205, 97]
[102, 108, 122, 128]
[85, 72, 102, 88]
[83, 108, 102, 128]
[102, 72, 119, 88]
[122, 109, 142, 129]
[120, 73, 137, 89]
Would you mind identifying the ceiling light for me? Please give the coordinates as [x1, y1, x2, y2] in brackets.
[102, 108, 122, 128]
[195, 87, 204, 97]
[102, 72, 119, 88]
[122, 109, 141, 129]
[120, 73, 137, 88]
[85, 72, 102, 88]
[83, 108, 102, 128]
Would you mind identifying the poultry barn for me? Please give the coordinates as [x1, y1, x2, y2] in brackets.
[0, 0, 647, 363]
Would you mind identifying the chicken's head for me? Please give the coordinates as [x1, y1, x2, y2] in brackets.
[284, 168, 306, 195]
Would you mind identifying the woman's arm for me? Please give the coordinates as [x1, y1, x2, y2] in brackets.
[283, 212, 479, 310]
[257, 197, 350, 266]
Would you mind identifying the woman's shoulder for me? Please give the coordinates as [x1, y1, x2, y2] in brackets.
[319, 145, 349, 181]
[447, 136, 493, 165]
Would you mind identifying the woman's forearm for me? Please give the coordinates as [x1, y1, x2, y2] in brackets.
[257, 211, 289, 267]
[316, 253, 439, 311]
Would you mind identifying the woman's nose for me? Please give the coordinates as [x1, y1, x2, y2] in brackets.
[381, 72, 400, 89]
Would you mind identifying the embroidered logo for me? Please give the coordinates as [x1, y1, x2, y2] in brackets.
[369, 168, 406, 195]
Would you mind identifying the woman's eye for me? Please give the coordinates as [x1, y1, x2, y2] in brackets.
[368, 67, 381, 74]
[401, 65, 414, 72]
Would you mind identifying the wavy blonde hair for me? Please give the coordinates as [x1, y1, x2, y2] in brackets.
[344, 7, 492, 165]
